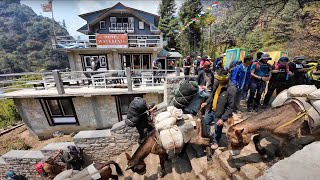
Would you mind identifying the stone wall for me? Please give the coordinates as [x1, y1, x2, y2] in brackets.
[1, 150, 44, 180]
[73, 121, 139, 162]
[0, 157, 9, 180]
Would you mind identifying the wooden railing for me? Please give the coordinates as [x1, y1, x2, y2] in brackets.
[0, 68, 180, 93]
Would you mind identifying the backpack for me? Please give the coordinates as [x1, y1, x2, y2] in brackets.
[253, 61, 271, 72]
[35, 162, 46, 176]
[125, 97, 148, 127]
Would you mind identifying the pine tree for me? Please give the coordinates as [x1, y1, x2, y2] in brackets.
[178, 0, 202, 57]
[158, 0, 178, 49]
[62, 19, 66, 28]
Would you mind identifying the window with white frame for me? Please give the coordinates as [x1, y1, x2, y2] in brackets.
[110, 17, 116, 23]
[81, 55, 108, 71]
[39, 98, 79, 126]
[99, 21, 106, 29]
[139, 21, 144, 29]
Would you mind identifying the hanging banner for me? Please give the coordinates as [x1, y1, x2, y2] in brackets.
[96, 34, 128, 48]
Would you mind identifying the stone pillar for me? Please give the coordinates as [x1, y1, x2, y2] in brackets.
[112, 50, 121, 70]
[53, 70, 65, 95]
[126, 67, 132, 91]
[175, 67, 180, 76]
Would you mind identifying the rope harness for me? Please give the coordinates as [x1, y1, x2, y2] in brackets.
[274, 111, 308, 131]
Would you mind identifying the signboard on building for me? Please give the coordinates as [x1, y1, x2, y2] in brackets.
[96, 34, 128, 48]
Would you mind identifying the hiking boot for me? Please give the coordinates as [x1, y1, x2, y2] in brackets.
[247, 107, 254, 112]
[211, 143, 219, 150]
[261, 104, 269, 109]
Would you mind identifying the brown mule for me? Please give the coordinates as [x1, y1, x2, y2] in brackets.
[227, 101, 315, 156]
[125, 130, 168, 177]
[125, 118, 210, 177]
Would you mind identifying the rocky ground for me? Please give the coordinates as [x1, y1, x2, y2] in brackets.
[0, 125, 72, 155]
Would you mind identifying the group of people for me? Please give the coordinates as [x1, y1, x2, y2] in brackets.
[184, 52, 318, 153]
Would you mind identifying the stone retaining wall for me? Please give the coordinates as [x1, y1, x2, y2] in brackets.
[73, 121, 139, 162]
[0, 157, 9, 180]
[1, 150, 44, 180]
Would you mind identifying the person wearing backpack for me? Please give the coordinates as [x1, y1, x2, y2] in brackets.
[247, 54, 273, 112]
[230, 56, 253, 112]
[125, 97, 157, 144]
[35, 150, 64, 179]
[262, 57, 293, 108]
[61, 145, 84, 171]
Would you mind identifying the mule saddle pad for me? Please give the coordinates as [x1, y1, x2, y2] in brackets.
[285, 97, 320, 134]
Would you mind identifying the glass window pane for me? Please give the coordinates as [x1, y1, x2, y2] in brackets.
[47, 100, 61, 116]
[133, 55, 141, 69]
[116, 18, 122, 23]
[123, 18, 128, 23]
[60, 99, 74, 116]
[142, 55, 150, 69]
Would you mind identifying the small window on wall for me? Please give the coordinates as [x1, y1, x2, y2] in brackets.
[39, 98, 79, 126]
[99, 21, 106, 29]
[115, 94, 144, 122]
[81, 55, 108, 71]
[139, 21, 144, 29]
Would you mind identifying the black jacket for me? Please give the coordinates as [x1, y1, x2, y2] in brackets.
[197, 70, 215, 91]
[205, 81, 236, 121]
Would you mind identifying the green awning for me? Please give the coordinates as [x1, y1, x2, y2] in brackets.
[168, 51, 183, 58]
[158, 49, 170, 57]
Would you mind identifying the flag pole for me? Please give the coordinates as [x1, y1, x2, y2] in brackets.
[49, 0, 56, 37]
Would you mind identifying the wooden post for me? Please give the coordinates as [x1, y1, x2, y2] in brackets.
[53, 70, 65, 95]
[126, 67, 132, 91]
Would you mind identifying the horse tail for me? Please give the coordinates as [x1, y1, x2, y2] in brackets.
[106, 160, 123, 176]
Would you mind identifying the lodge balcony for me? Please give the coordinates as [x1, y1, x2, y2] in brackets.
[52, 34, 163, 50]
[0, 68, 190, 99]
[109, 27, 134, 33]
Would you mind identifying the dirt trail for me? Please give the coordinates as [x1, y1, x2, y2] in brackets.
[0, 125, 72, 155]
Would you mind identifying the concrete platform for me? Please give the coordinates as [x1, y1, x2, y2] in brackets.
[260, 141, 320, 180]
[2, 150, 44, 159]
[2, 85, 164, 98]
[41, 142, 75, 151]
[73, 129, 111, 139]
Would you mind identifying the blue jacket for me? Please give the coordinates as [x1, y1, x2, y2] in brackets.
[231, 63, 251, 90]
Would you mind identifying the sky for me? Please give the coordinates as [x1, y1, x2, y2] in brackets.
[21, 0, 184, 36]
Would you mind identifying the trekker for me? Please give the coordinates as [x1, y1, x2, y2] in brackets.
[35, 150, 64, 180]
[262, 57, 292, 108]
[252, 52, 264, 63]
[5, 171, 27, 180]
[199, 56, 209, 70]
[291, 56, 309, 85]
[230, 56, 253, 112]
[61, 145, 84, 171]
[125, 97, 157, 144]
[197, 61, 215, 94]
[183, 56, 192, 77]
[152, 59, 162, 83]
[247, 54, 272, 112]
[193, 56, 201, 75]
[201, 69, 236, 151]
[213, 57, 223, 72]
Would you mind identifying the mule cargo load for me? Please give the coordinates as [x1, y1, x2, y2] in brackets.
[160, 126, 184, 151]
